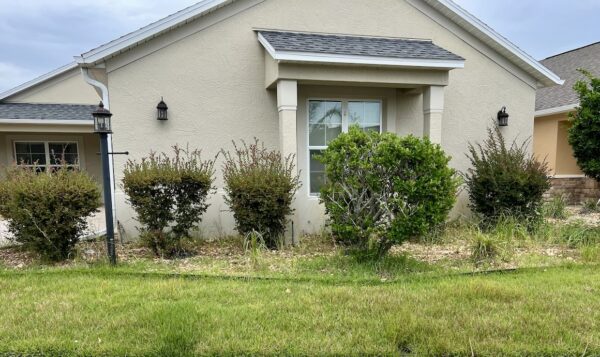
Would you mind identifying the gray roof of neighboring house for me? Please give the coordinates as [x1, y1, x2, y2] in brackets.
[0, 103, 96, 120]
[536, 42, 600, 111]
[258, 30, 464, 61]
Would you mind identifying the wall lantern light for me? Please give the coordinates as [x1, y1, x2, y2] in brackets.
[497, 106, 509, 127]
[157, 97, 168, 121]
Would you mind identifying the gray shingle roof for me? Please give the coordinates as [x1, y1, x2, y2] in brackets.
[536, 42, 600, 111]
[0, 103, 96, 121]
[258, 30, 464, 61]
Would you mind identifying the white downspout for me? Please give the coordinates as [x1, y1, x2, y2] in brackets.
[81, 67, 117, 228]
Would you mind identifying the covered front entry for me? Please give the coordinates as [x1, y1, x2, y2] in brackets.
[258, 30, 464, 237]
[0, 103, 107, 243]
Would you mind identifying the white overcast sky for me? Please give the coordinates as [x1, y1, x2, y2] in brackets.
[0, 0, 599, 92]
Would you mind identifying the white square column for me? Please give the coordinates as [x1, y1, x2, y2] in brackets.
[277, 79, 298, 170]
[423, 85, 445, 144]
[276, 79, 299, 243]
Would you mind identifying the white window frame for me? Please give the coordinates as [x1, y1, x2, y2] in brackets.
[307, 98, 383, 196]
[13, 140, 81, 171]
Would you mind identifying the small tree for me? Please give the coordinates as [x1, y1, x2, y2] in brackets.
[0, 166, 101, 261]
[464, 126, 550, 223]
[568, 70, 600, 184]
[319, 127, 458, 259]
[122, 145, 215, 257]
[221, 139, 300, 249]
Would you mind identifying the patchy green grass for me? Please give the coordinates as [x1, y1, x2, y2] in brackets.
[0, 265, 599, 356]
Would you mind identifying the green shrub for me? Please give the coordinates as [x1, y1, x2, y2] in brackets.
[543, 194, 569, 219]
[122, 145, 215, 257]
[568, 70, 600, 182]
[318, 126, 459, 259]
[464, 126, 550, 223]
[222, 139, 300, 249]
[0, 166, 101, 261]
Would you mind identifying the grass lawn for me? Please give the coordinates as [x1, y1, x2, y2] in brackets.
[1, 264, 600, 356]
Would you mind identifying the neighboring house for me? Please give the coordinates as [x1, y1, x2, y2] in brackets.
[0, 0, 562, 240]
[534, 42, 600, 203]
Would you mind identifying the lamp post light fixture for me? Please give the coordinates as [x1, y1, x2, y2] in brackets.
[497, 106, 509, 127]
[92, 101, 117, 265]
[157, 97, 168, 121]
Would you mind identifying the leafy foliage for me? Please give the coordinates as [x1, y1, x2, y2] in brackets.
[221, 139, 300, 249]
[122, 145, 215, 257]
[0, 166, 101, 261]
[318, 126, 459, 258]
[568, 70, 600, 181]
[464, 126, 550, 223]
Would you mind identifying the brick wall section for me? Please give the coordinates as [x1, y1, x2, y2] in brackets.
[546, 177, 600, 204]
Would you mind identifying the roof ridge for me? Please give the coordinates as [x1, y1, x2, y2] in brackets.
[543, 41, 600, 61]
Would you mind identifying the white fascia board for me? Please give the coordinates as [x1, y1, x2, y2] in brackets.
[424, 0, 563, 86]
[0, 119, 93, 125]
[535, 103, 578, 117]
[76, 0, 230, 65]
[258, 33, 465, 69]
[0, 62, 78, 101]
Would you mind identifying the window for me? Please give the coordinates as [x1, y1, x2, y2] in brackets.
[308, 99, 382, 195]
[14, 141, 80, 171]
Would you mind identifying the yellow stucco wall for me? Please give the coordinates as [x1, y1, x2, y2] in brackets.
[100, 0, 539, 237]
[533, 113, 582, 176]
[4, 68, 99, 105]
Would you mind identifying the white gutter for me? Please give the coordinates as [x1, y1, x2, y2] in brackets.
[81, 68, 117, 228]
[535, 103, 578, 117]
[0, 119, 93, 125]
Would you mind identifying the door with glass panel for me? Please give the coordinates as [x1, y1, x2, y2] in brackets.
[308, 99, 382, 195]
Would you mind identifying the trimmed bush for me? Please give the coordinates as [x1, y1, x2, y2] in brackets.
[465, 126, 550, 223]
[318, 126, 459, 259]
[222, 139, 300, 249]
[123, 145, 215, 257]
[0, 166, 101, 261]
[568, 70, 600, 182]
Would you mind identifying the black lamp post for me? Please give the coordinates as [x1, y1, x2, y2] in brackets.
[92, 101, 117, 265]
[497, 106, 509, 127]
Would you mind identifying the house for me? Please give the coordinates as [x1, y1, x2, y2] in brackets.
[0, 0, 562, 240]
[533, 42, 600, 203]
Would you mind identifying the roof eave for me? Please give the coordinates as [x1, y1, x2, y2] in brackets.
[423, 0, 564, 87]
[535, 103, 578, 117]
[0, 62, 78, 101]
[257, 32, 465, 70]
[76, 0, 233, 65]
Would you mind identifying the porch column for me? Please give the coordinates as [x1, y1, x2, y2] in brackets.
[277, 79, 298, 171]
[423, 85, 445, 144]
[276, 79, 298, 243]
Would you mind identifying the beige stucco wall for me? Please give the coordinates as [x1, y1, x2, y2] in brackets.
[102, 0, 540, 239]
[3, 68, 99, 105]
[533, 113, 582, 176]
[0, 132, 102, 189]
